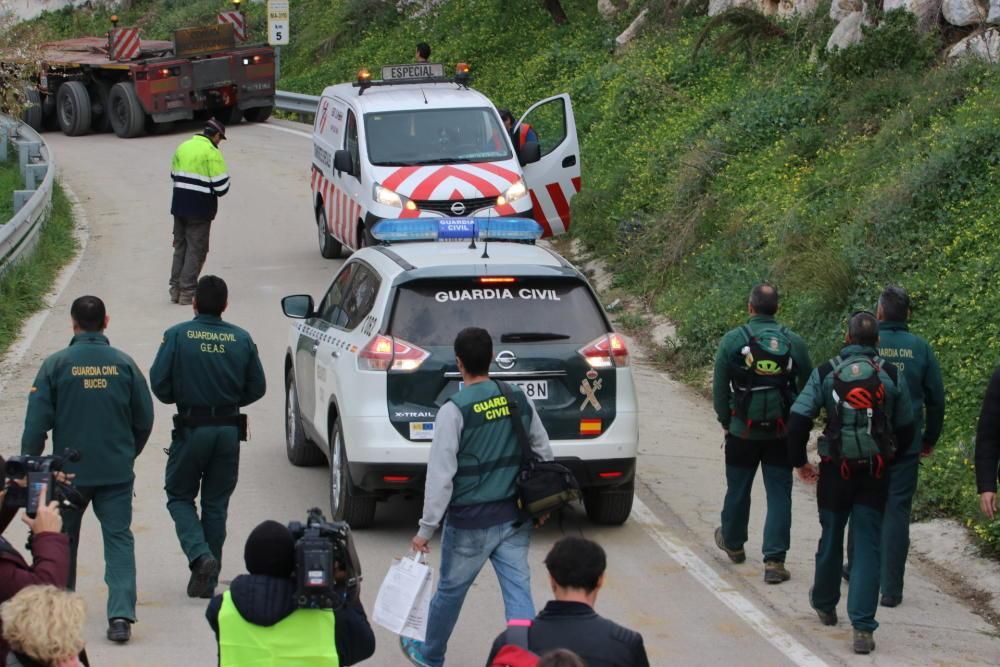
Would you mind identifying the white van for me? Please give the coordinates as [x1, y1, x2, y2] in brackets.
[309, 63, 582, 258]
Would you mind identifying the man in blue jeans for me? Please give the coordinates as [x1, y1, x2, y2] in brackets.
[402, 327, 553, 667]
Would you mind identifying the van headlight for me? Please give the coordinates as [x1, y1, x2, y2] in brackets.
[374, 183, 417, 211]
[497, 179, 528, 206]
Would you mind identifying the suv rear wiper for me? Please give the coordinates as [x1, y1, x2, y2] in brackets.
[500, 332, 571, 342]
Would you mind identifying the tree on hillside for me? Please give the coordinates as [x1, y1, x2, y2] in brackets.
[0, 0, 41, 120]
[542, 0, 569, 23]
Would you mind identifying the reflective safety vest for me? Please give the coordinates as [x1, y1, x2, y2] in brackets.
[218, 591, 339, 667]
[517, 123, 534, 148]
[170, 134, 230, 221]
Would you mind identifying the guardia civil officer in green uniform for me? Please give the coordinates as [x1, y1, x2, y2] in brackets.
[150, 275, 266, 599]
[169, 119, 230, 305]
[844, 286, 945, 607]
[712, 284, 812, 584]
[21, 295, 154, 644]
[787, 311, 915, 655]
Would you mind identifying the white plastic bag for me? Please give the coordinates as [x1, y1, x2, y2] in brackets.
[373, 553, 434, 640]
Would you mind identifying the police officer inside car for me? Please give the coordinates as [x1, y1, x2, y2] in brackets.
[150, 275, 266, 599]
[21, 295, 155, 644]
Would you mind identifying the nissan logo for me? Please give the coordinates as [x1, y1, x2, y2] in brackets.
[495, 350, 517, 370]
[450, 201, 467, 215]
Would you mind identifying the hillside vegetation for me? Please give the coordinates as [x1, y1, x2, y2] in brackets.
[20, 0, 1000, 551]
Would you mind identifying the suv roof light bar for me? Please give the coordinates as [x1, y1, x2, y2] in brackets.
[371, 218, 543, 243]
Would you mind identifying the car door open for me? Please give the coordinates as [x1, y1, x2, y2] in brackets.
[516, 93, 581, 237]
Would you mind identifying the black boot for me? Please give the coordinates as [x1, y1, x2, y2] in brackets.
[187, 554, 221, 598]
[107, 618, 131, 644]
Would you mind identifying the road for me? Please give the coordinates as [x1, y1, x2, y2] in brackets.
[0, 119, 996, 666]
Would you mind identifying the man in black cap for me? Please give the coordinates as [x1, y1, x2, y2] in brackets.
[169, 119, 230, 305]
[206, 520, 375, 666]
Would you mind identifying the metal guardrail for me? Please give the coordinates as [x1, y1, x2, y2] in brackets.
[275, 90, 320, 118]
[0, 115, 54, 279]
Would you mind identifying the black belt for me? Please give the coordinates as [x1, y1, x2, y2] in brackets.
[173, 407, 248, 441]
[179, 405, 239, 417]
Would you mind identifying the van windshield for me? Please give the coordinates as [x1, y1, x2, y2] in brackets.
[364, 107, 513, 166]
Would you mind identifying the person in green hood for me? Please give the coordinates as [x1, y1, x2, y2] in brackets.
[712, 284, 812, 584]
[21, 295, 154, 644]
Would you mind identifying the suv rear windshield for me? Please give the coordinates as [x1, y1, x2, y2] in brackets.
[365, 107, 512, 166]
[388, 277, 607, 347]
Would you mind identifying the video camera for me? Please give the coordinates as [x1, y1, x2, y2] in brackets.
[4, 450, 85, 518]
[287, 508, 362, 610]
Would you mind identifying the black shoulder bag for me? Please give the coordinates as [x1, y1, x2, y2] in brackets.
[496, 381, 581, 519]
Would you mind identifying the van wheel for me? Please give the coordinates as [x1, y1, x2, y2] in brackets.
[329, 419, 377, 528]
[56, 81, 92, 136]
[243, 106, 273, 122]
[317, 207, 342, 259]
[108, 82, 147, 138]
[358, 222, 376, 248]
[583, 479, 635, 526]
[285, 370, 325, 467]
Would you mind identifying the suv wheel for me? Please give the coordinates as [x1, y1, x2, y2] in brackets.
[329, 419, 377, 528]
[583, 479, 635, 526]
[285, 371, 325, 466]
[317, 207, 342, 259]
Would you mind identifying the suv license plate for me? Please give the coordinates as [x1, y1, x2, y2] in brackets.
[511, 380, 548, 401]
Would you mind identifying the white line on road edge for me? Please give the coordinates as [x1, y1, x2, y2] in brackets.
[261, 123, 311, 139]
[0, 182, 90, 397]
[631, 498, 829, 667]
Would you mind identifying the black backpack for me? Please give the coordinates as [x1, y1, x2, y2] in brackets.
[730, 325, 796, 434]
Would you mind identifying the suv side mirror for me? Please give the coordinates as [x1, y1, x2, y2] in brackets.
[282, 294, 314, 319]
[518, 141, 541, 166]
[334, 150, 354, 174]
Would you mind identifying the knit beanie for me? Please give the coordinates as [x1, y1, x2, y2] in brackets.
[244, 520, 296, 578]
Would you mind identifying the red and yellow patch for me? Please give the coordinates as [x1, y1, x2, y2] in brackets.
[579, 418, 602, 436]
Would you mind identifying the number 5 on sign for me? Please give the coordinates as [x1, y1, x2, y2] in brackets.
[267, 0, 290, 46]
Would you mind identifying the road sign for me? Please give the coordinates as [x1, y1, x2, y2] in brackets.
[267, 0, 289, 46]
[218, 11, 247, 42]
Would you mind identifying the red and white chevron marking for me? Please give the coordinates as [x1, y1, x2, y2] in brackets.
[381, 163, 520, 219]
[110, 28, 141, 61]
[529, 176, 581, 237]
[217, 11, 246, 42]
[312, 168, 365, 250]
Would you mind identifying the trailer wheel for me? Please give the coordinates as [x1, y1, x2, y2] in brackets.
[108, 82, 147, 139]
[21, 87, 43, 132]
[56, 81, 92, 136]
[243, 106, 273, 123]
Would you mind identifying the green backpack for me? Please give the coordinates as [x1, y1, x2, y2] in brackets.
[730, 325, 796, 434]
[825, 355, 896, 462]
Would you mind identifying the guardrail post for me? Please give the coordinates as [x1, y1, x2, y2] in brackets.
[0, 133, 7, 162]
[25, 163, 47, 191]
[15, 139, 41, 180]
[13, 190, 34, 214]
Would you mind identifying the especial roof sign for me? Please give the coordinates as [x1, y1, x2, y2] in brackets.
[382, 63, 445, 81]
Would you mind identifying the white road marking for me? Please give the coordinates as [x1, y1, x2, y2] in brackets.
[631, 497, 829, 667]
[0, 181, 90, 396]
[260, 122, 312, 139]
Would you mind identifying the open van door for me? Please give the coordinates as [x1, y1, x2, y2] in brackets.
[516, 93, 581, 236]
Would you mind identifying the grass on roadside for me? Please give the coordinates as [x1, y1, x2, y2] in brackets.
[0, 182, 78, 358]
[0, 158, 21, 220]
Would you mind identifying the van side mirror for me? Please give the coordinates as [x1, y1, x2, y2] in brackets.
[282, 294, 315, 319]
[518, 141, 541, 166]
[334, 150, 354, 174]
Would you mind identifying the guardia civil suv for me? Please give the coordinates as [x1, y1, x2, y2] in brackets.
[281, 219, 638, 528]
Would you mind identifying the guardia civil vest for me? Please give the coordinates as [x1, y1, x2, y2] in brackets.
[218, 591, 338, 667]
[170, 134, 230, 220]
[450, 381, 532, 507]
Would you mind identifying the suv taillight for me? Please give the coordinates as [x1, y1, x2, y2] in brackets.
[578, 333, 630, 368]
[358, 334, 429, 372]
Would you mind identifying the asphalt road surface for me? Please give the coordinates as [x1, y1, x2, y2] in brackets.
[0, 119, 996, 667]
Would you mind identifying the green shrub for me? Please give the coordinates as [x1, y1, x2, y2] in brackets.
[826, 9, 938, 79]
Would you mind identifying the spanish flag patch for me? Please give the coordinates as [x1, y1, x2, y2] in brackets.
[579, 418, 602, 436]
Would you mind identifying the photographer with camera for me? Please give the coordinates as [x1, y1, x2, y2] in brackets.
[0, 455, 72, 663]
[206, 516, 375, 666]
[20, 296, 154, 645]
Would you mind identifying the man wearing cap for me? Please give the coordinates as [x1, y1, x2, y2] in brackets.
[169, 119, 230, 305]
[205, 520, 375, 666]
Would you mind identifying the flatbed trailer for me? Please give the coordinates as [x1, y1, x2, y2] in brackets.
[17, 23, 275, 138]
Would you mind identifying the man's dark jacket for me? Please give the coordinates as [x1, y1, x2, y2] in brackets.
[206, 574, 375, 665]
[975, 367, 1000, 493]
[0, 507, 70, 664]
[486, 600, 650, 667]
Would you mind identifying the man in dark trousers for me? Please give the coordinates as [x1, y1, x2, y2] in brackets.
[787, 311, 914, 655]
[169, 119, 230, 305]
[712, 284, 812, 583]
[401, 327, 553, 667]
[20, 296, 154, 644]
[486, 537, 649, 667]
[844, 285, 945, 607]
[975, 370, 1000, 520]
[150, 275, 266, 599]
[206, 520, 375, 666]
